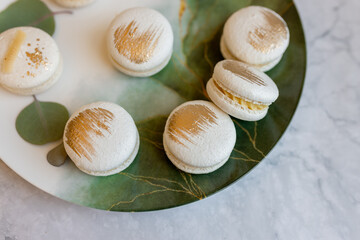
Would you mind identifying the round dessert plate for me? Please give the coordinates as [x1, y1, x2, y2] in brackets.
[0, 0, 306, 211]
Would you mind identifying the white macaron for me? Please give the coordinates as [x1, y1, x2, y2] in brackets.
[206, 60, 279, 121]
[54, 0, 95, 8]
[221, 6, 290, 72]
[63, 102, 139, 176]
[0, 27, 62, 95]
[163, 100, 236, 174]
[107, 7, 173, 77]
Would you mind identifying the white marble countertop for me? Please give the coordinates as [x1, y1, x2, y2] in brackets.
[1, 0, 360, 239]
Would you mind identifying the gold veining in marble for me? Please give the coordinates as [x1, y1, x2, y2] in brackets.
[179, 0, 186, 21]
[108, 172, 206, 210]
[113, 20, 163, 64]
[65, 108, 114, 162]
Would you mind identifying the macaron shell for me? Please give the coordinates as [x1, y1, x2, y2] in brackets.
[220, 34, 238, 61]
[0, 27, 61, 95]
[163, 141, 230, 174]
[109, 50, 172, 77]
[63, 102, 139, 176]
[213, 60, 279, 104]
[207, 78, 269, 121]
[220, 35, 282, 72]
[223, 6, 289, 65]
[1, 56, 63, 95]
[54, 0, 95, 8]
[257, 55, 283, 72]
[78, 132, 140, 176]
[163, 100, 236, 174]
[107, 7, 173, 76]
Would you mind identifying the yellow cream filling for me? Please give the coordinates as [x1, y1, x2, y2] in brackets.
[213, 80, 268, 111]
[2, 30, 26, 73]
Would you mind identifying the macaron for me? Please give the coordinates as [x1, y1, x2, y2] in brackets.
[107, 7, 173, 77]
[206, 60, 279, 121]
[163, 100, 236, 174]
[0, 27, 62, 95]
[63, 102, 139, 176]
[221, 6, 290, 72]
[54, 0, 95, 8]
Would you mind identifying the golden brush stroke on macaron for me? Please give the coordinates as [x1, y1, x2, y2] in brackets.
[2, 30, 26, 74]
[114, 20, 163, 64]
[213, 80, 267, 111]
[248, 10, 287, 53]
[65, 108, 114, 162]
[223, 61, 266, 86]
[168, 105, 218, 146]
[26, 47, 48, 70]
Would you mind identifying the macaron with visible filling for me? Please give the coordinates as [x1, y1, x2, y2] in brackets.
[206, 60, 279, 121]
[163, 100, 236, 174]
[107, 7, 173, 77]
[63, 102, 139, 176]
[54, 0, 95, 8]
[221, 6, 290, 72]
[0, 27, 62, 95]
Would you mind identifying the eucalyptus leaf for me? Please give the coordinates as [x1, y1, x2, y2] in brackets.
[16, 98, 69, 145]
[47, 143, 68, 167]
[0, 0, 55, 35]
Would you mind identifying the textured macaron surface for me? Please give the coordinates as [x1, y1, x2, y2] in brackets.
[63, 102, 138, 175]
[107, 7, 173, 73]
[212, 60, 279, 104]
[0, 27, 61, 91]
[223, 6, 289, 65]
[164, 101, 236, 169]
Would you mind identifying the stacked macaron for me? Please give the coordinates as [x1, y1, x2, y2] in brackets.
[107, 7, 173, 77]
[63, 102, 139, 176]
[207, 60, 279, 121]
[0, 27, 62, 95]
[163, 101, 236, 174]
[221, 6, 289, 72]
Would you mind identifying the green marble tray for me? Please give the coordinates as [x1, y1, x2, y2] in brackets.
[0, 0, 306, 211]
